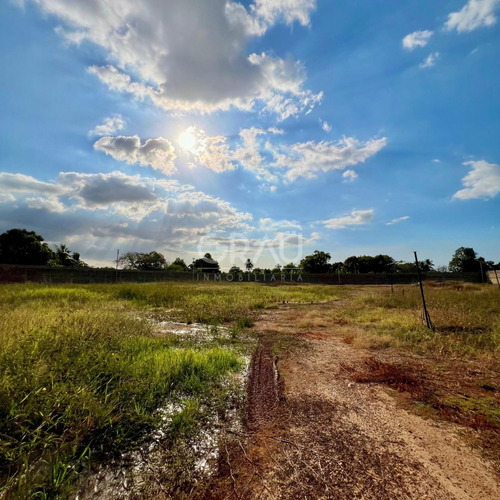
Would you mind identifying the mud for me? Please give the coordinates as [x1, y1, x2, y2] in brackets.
[208, 305, 500, 500]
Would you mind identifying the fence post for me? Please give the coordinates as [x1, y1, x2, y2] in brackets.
[414, 251, 433, 330]
[494, 269, 500, 290]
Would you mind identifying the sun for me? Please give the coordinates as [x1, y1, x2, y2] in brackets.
[178, 128, 197, 152]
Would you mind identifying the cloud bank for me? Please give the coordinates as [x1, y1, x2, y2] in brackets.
[28, 0, 321, 119]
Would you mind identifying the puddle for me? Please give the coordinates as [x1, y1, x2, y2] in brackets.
[151, 320, 234, 343]
[76, 340, 250, 499]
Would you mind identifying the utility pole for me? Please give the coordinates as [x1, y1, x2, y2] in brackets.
[414, 251, 433, 330]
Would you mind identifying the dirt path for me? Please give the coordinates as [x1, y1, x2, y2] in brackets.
[210, 305, 500, 499]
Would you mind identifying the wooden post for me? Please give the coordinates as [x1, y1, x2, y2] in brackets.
[494, 269, 500, 290]
[414, 251, 432, 330]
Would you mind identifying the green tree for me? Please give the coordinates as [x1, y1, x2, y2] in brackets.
[54, 244, 74, 266]
[118, 251, 166, 271]
[283, 262, 298, 273]
[53, 244, 88, 267]
[343, 256, 359, 273]
[0, 228, 54, 265]
[449, 247, 480, 273]
[229, 265, 243, 274]
[395, 259, 433, 273]
[245, 258, 254, 272]
[300, 251, 331, 273]
[356, 255, 395, 273]
[330, 261, 344, 273]
[166, 257, 189, 272]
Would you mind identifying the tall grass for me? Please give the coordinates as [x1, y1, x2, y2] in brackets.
[97, 281, 341, 324]
[0, 285, 246, 498]
[0, 282, 341, 497]
[332, 283, 500, 357]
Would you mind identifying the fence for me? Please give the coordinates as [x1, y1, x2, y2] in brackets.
[0, 265, 483, 285]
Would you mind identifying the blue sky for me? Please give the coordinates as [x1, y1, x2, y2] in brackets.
[1, 0, 499, 270]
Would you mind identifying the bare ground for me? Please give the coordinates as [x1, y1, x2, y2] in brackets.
[207, 304, 500, 500]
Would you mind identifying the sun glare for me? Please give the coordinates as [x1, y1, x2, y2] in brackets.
[178, 129, 197, 152]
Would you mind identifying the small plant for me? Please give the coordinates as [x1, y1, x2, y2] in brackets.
[236, 316, 254, 329]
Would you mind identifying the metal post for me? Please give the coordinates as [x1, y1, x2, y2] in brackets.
[115, 249, 119, 283]
[414, 251, 432, 330]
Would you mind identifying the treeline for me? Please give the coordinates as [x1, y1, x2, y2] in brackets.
[0, 229, 87, 268]
[1, 228, 498, 274]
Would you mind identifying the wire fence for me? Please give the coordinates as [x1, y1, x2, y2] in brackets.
[0, 265, 484, 285]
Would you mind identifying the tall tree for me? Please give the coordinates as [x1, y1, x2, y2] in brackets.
[245, 258, 254, 272]
[300, 250, 331, 273]
[449, 247, 480, 273]
[118, 251, 166, 270]
[395, 259, 434, 273]
[0, 228, 54, 265]
[166, 257, 188, 272]
[343, 256, 359, 273]
[283, 262, 298, 273]
[53, 244, 88, 267]
[55, 244, 72, 266]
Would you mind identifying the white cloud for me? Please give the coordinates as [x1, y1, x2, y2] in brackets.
[198, 136, 235, 173]
[342, 170, 358, 182]
[322, 120, 332, 132]
[259, 217, 302, 231]
[0, 170, 253, 246]
[322, 209, 374, 229]
[0, 193, 16, 204]
[270, 136, 387, 182]
[0, 172, 64, 195]
[453, 160, 500, 199]
[419, 52, 439, 69]
[89, 115, 125, 136]
[28, 0, 320, 119]
[402, 30, 433, 50]
[268, 127, 284, 135]
[176, 126, 235, 173]
[90, 127, 385, 186]
[248, 52, 323, 120]
[93, 135, 176, 175]
[226, 0, 316, 36]
[433, 158, 441, 163]
[445, 0, 500, 32]
[26, 197, 66, 213]
[233, 127, 279, 183]
[386, 216, 410, 226]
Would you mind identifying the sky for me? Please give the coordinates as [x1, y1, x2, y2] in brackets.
[0, 0, 499, 270]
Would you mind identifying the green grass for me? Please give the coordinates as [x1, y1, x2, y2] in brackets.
[3, 281, 496, 496]
[328, 284, 500, 357]
[0, 282, 340, 498]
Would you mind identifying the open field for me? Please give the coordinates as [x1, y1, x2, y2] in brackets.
[0, 282, 499, 498]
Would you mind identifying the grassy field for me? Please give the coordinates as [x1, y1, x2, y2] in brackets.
[0, 281, 498, 498]
[0, 282, 340, 498]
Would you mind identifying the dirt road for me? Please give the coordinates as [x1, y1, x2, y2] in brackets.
[210, 304, 500, 499]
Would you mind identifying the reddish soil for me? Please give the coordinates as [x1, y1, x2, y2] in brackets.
[207, 304, 500, 500]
